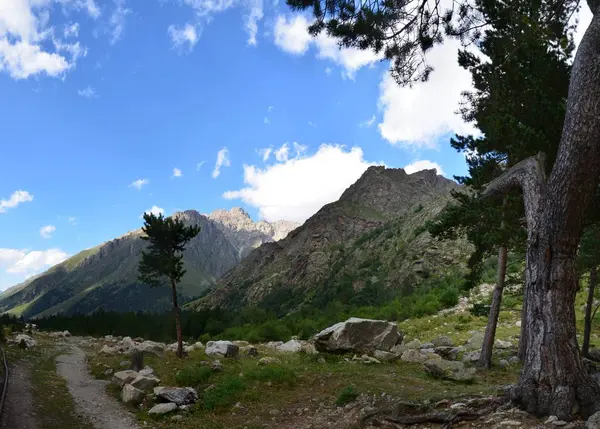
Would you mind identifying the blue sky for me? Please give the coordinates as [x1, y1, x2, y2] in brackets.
[5, 0, 589, 290]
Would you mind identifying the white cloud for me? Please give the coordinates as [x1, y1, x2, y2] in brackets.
[212, 147, 231, 178]
[172, 167, 183, 178]
[108, 0, 131, 45]
[40, 225, 56, 239]
[0, 190, 33, 213]
[308, 121, 316, 127]
[404, 160, 444, 175]
[267, 105, 274, 112]
[274, 143, 290, 162]
[359, 115, 376, 128]
[257, 147, 272, 162]
[325, 67, 332, 75]
[143, 205, 164, 217]
[245, 0, 263, 46]
[129, 178, 149, 190]
[67, 216, 77, 225]
[196, 161, 205, 170]
[377, 39, 478, 148]
[64, 22, 79, 38]
[168, 23, 199, 50]
[0, 0, 89, 80]
[78, 86, 96, 98]
[264, 117, 270, 125]
[223, 144, 375, 222]
[0, 248, 69, 275]
[273, 14, 382, 78]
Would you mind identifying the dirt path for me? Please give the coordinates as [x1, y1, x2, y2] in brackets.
[56, 344, 139, 429]
[0, 361, 38, 429]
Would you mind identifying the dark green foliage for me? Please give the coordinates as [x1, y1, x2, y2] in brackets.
[176, 365, 213, 387]
[336, 386, 359, 406]
[138, 213, 201, 287]
[245, 366, 297, 385]
[470, 303, 491, 317]
[201, 376, 246, 410]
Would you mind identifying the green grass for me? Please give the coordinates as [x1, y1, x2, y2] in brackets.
[336, 386, 359, 406]
[202, 376, 247, 410]
[176, 364, 213, 386]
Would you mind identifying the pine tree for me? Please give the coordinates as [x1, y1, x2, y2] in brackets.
[288, 0, 600, 418]
[138, 212, 201, 358]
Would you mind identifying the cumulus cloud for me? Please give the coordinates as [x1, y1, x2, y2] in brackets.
[40, 225, 56, 239]
[129, 178, 149, 190]
[172, 167, 183, 178]
[143, 205, 164, 217]
[212, 147, 231, 178]
[223, 144, 375, 222]
[404, 160, 444, 175]
[377, 39, 478, 148]
[168, 23, 200, 50]
[0, 190, 33, 213]
[78, 86, 97, 98]
[0, 248, 69, 275]
[0, 0, 92, 80]
[273, 14, 382, 78]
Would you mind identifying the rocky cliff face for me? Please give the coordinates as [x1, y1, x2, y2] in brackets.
[207, 208, 299, 258]
[0, 209, 297, 318]
[187, 167, 469, 312]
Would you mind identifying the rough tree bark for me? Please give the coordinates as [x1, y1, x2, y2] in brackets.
[171, 278, 183, 359]
[478, 245, 508, 369]
[583, 266, 598, 358]
[482, 6, 600, 415]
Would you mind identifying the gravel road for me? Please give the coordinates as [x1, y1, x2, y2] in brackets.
[0, 361, 38, 429]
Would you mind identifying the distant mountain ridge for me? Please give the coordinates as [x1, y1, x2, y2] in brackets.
[0, 208, 298, 318]
[187, 166, 470, 313]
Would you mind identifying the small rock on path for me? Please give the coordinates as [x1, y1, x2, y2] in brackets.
[0, 361, 38, 429]
[56, 344, 139, 429]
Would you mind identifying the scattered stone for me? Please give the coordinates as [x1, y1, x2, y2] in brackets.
[122, 384, 145, 405]
[586, 411, 600, 428]
[149, 403, 178, 415]
[462, 351, 481, 364]
[265, 341, 284, 350]
[552, 420, 567, 427]
[135, 341, 166, 356]
[211, 360, 224, 372]
[313, 318, 403, 353]
[404, 339, 421, 349]
[183, 345, 195, 353]
[62, 330, 71, 337]
[499, 359, 509, 368]
[13, 334, 36, 348]
[171, 415, 183, 422]
[156, 387, 198, 406]
[193, 342, 204, 350]
[351, 354, 381, 364]
[300, 342, 318, 355]
[277, 339, 302, 353]
[112, 370, 139, 387]
[419, 342, 435, 350]
[495, 339, 513, 349]
[546, 416, 558, 424]
[317, 357, 326, 364]
[499, 420, 522, 426]
[120, 360, 130, 367]
[131, 375, 160, 391]
[101, 345, 118, 355]
[423, 359, 476, 382]
[139, 366, 155, 377]
[233, 341, 250, 347]
[515, 320, 522, 327]
[205, 341, 239, 359]
[257, 357, 281, 366]
[121, 336, 135, 351]
[373, 350, 399, 362]
[432, 336, 453, 347]
[508, 356, 520, 365]
[390, 344, 407, 355]
[434, 346, 458, 360]
[240, 346, 259, 357]
[465, 332, 485, 350]
[104, 369, 113, 376]
[401, 349, 430, 363]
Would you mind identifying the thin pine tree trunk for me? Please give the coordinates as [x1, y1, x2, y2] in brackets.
[171, 278, 183, 359]
[583, 266, 598, 358]
[478, 245, 508, 368]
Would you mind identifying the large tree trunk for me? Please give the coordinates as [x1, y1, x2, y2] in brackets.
[583, 266, 598, 358]
[171, 278, 183, 359]
[478, 245, 508, 369]
[483, 5, 600, 418]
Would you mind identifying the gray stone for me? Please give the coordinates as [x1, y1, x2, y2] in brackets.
[586, 411, 600, 429]
[499, 359, 509, 368]
[112, 370, 139, 387]
[101, 345, 118, 355]
[419, 342, 435, 350]
[508, 356, 520, 365]
[400, 349, 429, 363]
[171, 415, 183, 421]
[149, 403, 178, 415]
[156, 387, 198, 406]
[462, 351, 481, 364]
[495, 339, 513, 349]
[139, 366, 154, 377]
[434, 346, 458, 360]
[257, 357, 281, 366]
[465, 332, 485, 350]
[404, 339, 421, 349]
[121, 384, 145, 405]
[423, 359, 476, 382]
[205, 341, 239, 359]
[313, 317, 403, 353]
[431, 336, 453, 347]
[240, 346, 259, 357]
[130, 375, 160, 391]
[373, 350, 399, 362]
[211, 360, 224, 372]
[277, 339, 302, 353]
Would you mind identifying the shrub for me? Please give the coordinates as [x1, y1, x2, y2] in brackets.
[470, 303, 491, 317]
[175, 365, 213, 386]
[202, 376, 246, 410]
[336, 386, 359, 406]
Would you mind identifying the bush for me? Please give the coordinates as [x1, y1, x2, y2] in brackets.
[245, 366, 297, 385]
[336, 386, 359, 406]
[202, 376, 246, 410]
[470, 303, 491, 317]
[175, 365, 213, 387]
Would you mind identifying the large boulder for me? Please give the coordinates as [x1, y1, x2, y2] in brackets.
[135, 341, 166, 356]
[313, 318, 403, 353]
[401, 349, 432, 363]
[423, 359, 476, 382]
[121, 336, 135, 351]
[586, 411, 600, 429]
[130, 375, 160, 391]
[14, 334, 36, 348]
[277, 339, 302, 353]
[122, 384, 145, 405]
[155, 387, 198, 406]
[205, 341, 239, 359]
[112, 370, 139, 387]
[101, 345, 118, 355]
[149, 403, 178, 415]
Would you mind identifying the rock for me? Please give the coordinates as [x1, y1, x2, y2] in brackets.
[211, 360, 224, 372]
[515, 320, 522, 327]
[552, 420, 567, 427]
[257, 357, 281, 366]
[495, 339, 513, 349]
[130, 375, 161, 391]
[101, 345, 118, 355]
[233, 341, 250, 347]
[352, 354, 381, 364]
[205, 341, 239, 359]
[265, 341, 284, 349]
[62, 330, 71, 337]
[120, 360, 130, 367]
[404, 339, 421, 349]
[434, 346, 459, 360]
[121, 336, 135, 351]
[135, 341, 166, 356]
[112, 370, 139, 387]
[586, 411, 600, 428]
[193, 342, 204, 350]
[121, 384, 145, 405]
[499, 359, 509, 368]
[277, 339, 302, 353]
[241, 346, 259, 357]
[139, 366, 155, 377]
[317, 357, 326, 364]
[590, 348, 600, 362]
[546, 416, 558, 424]
[183, 345, 195, 353]
[373, 350, 399, 362]
[390, 344, 407, 355]
[104, 369, 114, 376]
[419, 342, 435, 350]
[313, 317, 403, 353]
[500, 420, 523, 426]
[465, 332, 485, 350]
[462, 351, 481, 364]
[432, 336, 453, 347]
[401, 349, 430, 363]
[14, 334, 36, 348]
[171, 415, 183, 421]
[300, 342, 318, 355]
[149, 403, 178, 415]
[156, 387, 198, 406]
[508, 356, 520, 365]
[423, 359, 476, 382]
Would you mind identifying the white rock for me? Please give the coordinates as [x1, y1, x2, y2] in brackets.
[121, 384, 145, 405]
[149, 403, 177, 415]
[130, 375, 160, 391]
[112, 370, 139, 387]
[205, 341, 239, 358]
[277, 339, 302, 353]
[313, 318, 403, 353]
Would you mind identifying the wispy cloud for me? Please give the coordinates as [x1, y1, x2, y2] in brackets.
[212, 147, 231, 178]
[0, 190, 33, 213]
[40, 225, 56, 239]
[359, 115, 376, 128]
[196, 161, 205, 171]
[129, 178, 149, 190]
[78, 86, 97, 98]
